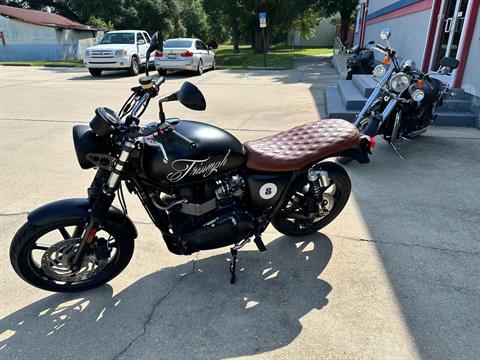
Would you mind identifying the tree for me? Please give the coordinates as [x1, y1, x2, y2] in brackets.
[246, 0, 326, 53]
[86, 15, 114, 30]
[181, 0, 209, 40]
[317, 0, 357, 43]
[291, 8, 323, 39]
[1, 0, 185, 36]
[202, 0, 249, 52]
[117, 0, 185, 37]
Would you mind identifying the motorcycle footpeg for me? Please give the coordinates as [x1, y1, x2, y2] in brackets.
[254, 236, 267, 252]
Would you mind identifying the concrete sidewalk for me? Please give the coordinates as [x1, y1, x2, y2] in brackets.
[0, 60, 479, 360]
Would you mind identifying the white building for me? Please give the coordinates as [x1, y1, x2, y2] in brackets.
[0, 5, 97, 61]
[353, 0, 480, 126]
[288, 17, 337, 47]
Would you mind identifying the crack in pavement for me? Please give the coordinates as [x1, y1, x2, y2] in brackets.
[111, 254, 198, 360]
[334, 234, 480, 256]
[0, 211, 29, 217]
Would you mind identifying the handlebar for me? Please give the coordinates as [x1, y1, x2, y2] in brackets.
[118, 76, 197, 151]
[373, 44, 388, 54]
[154, 76, 165, 87]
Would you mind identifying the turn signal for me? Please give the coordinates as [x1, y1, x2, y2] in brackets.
[417, 79, 424, 88]
[181, 51, 194, 57]
[383, 56, 390, 64]
[154, 51, 163, 57]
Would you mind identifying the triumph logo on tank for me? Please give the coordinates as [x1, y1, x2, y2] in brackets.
[167, 150, 231, 182]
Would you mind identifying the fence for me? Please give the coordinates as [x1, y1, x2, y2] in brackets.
[332, 36, 348, 78]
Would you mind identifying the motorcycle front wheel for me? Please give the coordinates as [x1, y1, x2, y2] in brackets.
[272, 162, 351, 236]
[10, 218, 134, 292]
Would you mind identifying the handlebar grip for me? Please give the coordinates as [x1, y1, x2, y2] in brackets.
[155, 76, 166, 87]
[170, 130, 197, 150]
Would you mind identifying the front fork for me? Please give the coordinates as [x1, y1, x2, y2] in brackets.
[71, 141, 135, 271]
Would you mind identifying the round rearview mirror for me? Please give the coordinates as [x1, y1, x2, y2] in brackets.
[380, 28, 391, 40]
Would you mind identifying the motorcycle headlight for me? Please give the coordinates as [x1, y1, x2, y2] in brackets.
[390, 72, 410, 92]
[412, 89, 425, 102]
[115, 49, 128, 57]
[373, 65, 386, 79]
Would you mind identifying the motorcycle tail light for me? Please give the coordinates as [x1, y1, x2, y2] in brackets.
[181, 51, 194, 57]
[383, 56, 390, 64]
[417, 79, 424, 88]
[369, 136, 376, 149]
[154, 51, 163, 57]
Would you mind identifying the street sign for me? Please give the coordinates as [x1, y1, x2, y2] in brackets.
[259, 12, 267, 28]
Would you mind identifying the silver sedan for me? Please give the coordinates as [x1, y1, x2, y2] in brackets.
[154, 38, 216, 76]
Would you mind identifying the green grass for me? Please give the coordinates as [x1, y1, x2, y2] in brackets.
[0, 60, 84, 67]
[215, 44, 332, 69]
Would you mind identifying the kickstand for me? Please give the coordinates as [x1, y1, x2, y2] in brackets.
[388, 141, 405, 159]
[229, 248, 238, 284]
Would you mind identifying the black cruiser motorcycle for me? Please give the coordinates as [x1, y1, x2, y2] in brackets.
[339, 28, 458, 163]
[10, 76, 361, 292]
[346, 41, 375, 80]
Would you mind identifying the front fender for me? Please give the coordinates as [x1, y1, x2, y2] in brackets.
[28, 198, 138, 240]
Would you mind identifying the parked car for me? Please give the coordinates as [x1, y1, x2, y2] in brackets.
[84, 30, 152, 77]
[154, 38, 217, 76]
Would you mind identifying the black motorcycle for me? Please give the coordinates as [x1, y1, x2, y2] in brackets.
[339, 28, 458, 163]
[10, 76, 362, 292]
[346, 41, 375, 80]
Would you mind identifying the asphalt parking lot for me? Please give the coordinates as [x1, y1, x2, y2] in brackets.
[1, 59, 479, 360]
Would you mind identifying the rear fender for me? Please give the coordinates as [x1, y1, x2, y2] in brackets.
[28, 198, 138, 240]
[337, 148, 370, 164]
[336, 136, 373, 164]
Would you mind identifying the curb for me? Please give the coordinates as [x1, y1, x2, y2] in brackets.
[43, 64, 82, 68]
[1, 63, 32, 66]
[1, 63, 82, 68]
[246, 66, 287, 70]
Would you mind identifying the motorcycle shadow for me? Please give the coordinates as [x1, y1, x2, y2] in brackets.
[0, 234, 332, 359]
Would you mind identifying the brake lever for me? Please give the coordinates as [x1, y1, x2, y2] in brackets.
[144, 137, 169, 163]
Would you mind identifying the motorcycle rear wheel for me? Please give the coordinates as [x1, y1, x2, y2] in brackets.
[10, 218, 134, 292]
[272, 162, 351, 236]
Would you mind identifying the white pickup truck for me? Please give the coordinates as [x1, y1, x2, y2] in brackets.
[83, 30, 152, 77]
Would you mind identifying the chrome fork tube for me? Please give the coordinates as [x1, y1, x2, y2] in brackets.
[71, 140, 135, 271]
[105, 141, 135, 193]
[381, 98, 399, 122]
[355, 66, 395, 127]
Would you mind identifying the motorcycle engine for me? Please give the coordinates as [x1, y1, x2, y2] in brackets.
[158, 174, 254, 255]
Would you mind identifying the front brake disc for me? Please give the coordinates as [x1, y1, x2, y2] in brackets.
[41, 238, 108, 282]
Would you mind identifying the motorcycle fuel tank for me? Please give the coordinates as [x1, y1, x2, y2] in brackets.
[141, 120, 245, 185]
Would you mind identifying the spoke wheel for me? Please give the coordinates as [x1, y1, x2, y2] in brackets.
[10, 219, 134, 292]
[272, 162, 351, 236]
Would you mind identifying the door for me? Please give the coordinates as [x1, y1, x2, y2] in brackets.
[433, 0, 469, 70]
[195, 40, 212, 67]
[136, 33, 149, 64]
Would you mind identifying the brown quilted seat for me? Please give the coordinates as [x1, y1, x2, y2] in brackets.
[244, 119, 360, 172]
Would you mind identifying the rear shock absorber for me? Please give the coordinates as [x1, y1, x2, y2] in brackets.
[307, 168, 330, 213]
